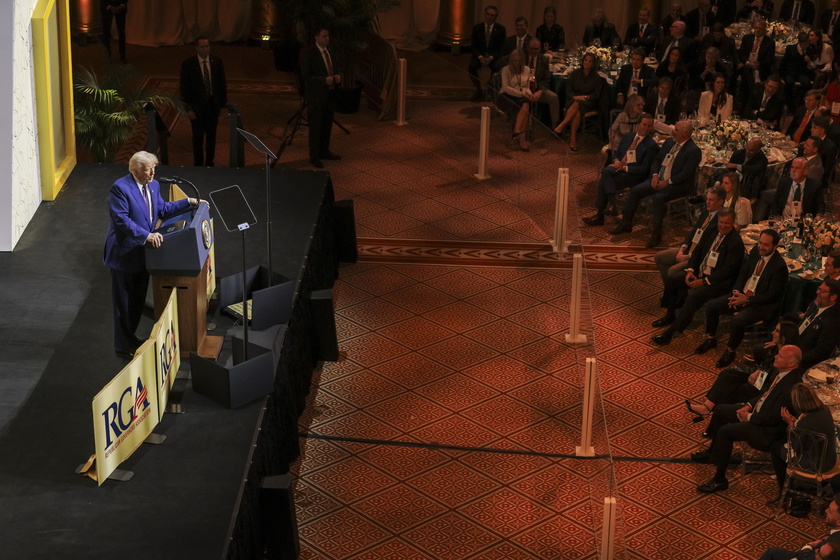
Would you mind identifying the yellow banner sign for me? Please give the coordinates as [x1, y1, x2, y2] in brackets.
[151, 288, 180, 421]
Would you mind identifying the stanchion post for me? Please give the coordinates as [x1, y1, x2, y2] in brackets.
[474, 106, 491, 180]
[565, 253, 588, 344]
[576, 357, 596, 457]
[550, 167, 570, 253]
[395, 58, 408, 126]
[600, 496, 617, 560]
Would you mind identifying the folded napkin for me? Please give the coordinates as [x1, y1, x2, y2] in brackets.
[767, 147, 786, 162]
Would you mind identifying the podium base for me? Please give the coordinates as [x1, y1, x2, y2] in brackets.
[192, 334, 224, 361]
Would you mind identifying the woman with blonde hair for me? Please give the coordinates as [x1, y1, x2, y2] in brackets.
[499, 49, 535, 152]
[720, 171, 752, 229]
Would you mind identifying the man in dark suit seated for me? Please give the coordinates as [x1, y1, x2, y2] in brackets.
[661, 2, 684, 34]
[809, 116, 838, 187]
[645, 77, 681, 134]
[712, 0, 738, 26]
[760, 503, 840, 560]
[583, 114, 658, 225]
[524, 39, 559, 127]
[780, 33, 813, 111]
[497, 16, 531, 68]
[736, 20, 776, 106]
[658, 20, 695, 63]
[689, 46, 730, 92]
[741, 76, 784, 129]
[685, 0, 717, 38]
[690, 344, 803, 493]
[779, 0, 817, 26]
[770, 157, 824, 219]
[696, 229, 788, 367]
[616, 49, 658, 107]
[582, 8, 619, 47]
[787, 90, 822, 144]
[469, 5, 507, 102]
[701, 23, 739, 70]
[610, 120, 703, 248]
[817, 106, 840, 148]
[723, 137, 769, 200]
[654, 185, 726, 292]
[624, 6, 659, 55]
[651, 209, 745, 344]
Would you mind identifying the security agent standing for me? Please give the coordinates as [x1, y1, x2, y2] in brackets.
[179, 36, 227, 167]
[103, 151, 199, 359]
[301, 26, 342, 169]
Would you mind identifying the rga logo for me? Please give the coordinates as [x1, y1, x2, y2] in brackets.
[101, 376, 152, 455]
[158, 320, 178, 389]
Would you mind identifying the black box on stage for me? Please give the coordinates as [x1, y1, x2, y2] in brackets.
[190, 351, 274, 409]
[309, 288, 339, 362]
[219, 265, 294, 331]
[333, 199, 358, 263]
[260, 474, 300, 559]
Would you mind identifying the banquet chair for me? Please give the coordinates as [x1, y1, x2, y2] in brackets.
[580, 76, 609, 141]
[777, 427, 840, 520]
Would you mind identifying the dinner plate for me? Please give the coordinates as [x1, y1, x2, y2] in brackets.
[784, 257, 803, 271]
[815, 387, 840, 406]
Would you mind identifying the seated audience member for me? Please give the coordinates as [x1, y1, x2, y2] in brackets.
[701, 23, 739, 69]
[655, 46, 689, 95]
[583, 114, 658, 225]
[695, 228, 786, 367]
[616, 49, 658, 107]
[821, 0, 840, 40]
[658, 20, 694, 63]
[760, 501, 840, 559]
[469, 6, 507, 102]
[685, 319, 798, 421]
[499, 50, 535, 152]
[803, 136, 826, 182]
[685, 0, 717, 38]
[809, 115, 839, 185]
[817, 104, 840, 145]
[769, 157, 823, 220]
[737, 20, 776, 106]
[823, 69, 840, 126]
[741, 76, 784, 128]
[807, 29, 834, 88]
[781, 32, 814, 110]
[720, 171, 752, 228]
[787, 90, 822, 143]
[651, 209, 745, 344]
[661, 3, 684, 34]
[724, 137, 769, 201]
[498, 16, 531, 67]
[525, 38, 560, 128]
[553, 52, 603, 151]
[582, 9, 619, 47]
[690, 344, 802, 494]
[690, 47, 730, 92]
[535, 7, 564, 51]
[654, 186, 726, 291]
[738, 0, 775, 21]
[609, 94, 644, 152]
[645, 77, 681, 134]
[773, 383, 838, 494]
[698, 74, 733, 124]
[780, 0, 817, 27]
[624, 6, 658, 55]
[827, 250, 840, 280]
[611, 121, 703, 248]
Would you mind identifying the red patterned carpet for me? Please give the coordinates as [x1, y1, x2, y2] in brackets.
[75, 42, 832, 558]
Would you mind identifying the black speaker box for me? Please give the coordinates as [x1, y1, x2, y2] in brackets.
[260, 474, 300, 559]
[309, 288, 339, 361]
[190, 351, 274, 409]
[333, 199, 358, 263]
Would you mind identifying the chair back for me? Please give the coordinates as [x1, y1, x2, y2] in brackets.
[787, 427, 830, 476]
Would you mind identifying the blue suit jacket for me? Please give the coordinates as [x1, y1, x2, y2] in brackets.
[103, 174, 191, 273]
[614, 132, 658, 177]
[652, 137, 703, 191]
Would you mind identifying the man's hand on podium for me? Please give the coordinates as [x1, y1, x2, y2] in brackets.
[146, 232, 163, 248]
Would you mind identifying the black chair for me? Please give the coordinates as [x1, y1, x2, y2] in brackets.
[777, 427, 840, 520]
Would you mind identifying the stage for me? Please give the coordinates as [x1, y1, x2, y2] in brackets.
[0, 163, 339, 559]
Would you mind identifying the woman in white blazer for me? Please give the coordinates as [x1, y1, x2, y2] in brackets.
[698, 74, 733, 125]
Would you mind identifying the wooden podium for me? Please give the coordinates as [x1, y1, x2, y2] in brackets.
[146, 201, 222, 359]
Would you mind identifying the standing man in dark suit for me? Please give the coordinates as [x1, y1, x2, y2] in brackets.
[525, 38, 559, 127]
[645, 77, 681, 134]
[100, 0, 128, 63]
[582, 114, 658, 225]
[611, 120, 703, 248]
[697, 229, 789, 367]
[469, 5, 507, 102]
[779, 0, 817, 26]
[616, 49, 658, 107]
[741, 76, 785, 128]
[179, 36, 227, 168]
[770, 157, 824, 219]
[301, 26, 342, 169]
[737, 20, 775, 106]
[624, 6, 659, 55]
[651, 209, 745, 344]
[103, 151, 199, 359]
[691, 344, 803, 493]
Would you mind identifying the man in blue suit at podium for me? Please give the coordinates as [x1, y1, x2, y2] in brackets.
[103, 151, 199, 359]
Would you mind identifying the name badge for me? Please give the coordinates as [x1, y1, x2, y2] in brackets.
[744, 274, 759, 293]
[692, 227, 705, 243]
[751, 369, 769, 390]
[657, 113, 666, 122]
[832, 102, 840, 116]
[662, 153, 675, 167]
[791, 200, 802, 216]
[749, 52, 758, 64]
[625, 149, 637, 163]
[707, 250, 719, 267]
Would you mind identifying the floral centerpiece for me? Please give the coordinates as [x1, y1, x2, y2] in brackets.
[711, 119, 749, 150]
[584, 45, 613, 67]
[766, 20, 792, 40]
[807, 219, 840, 255]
